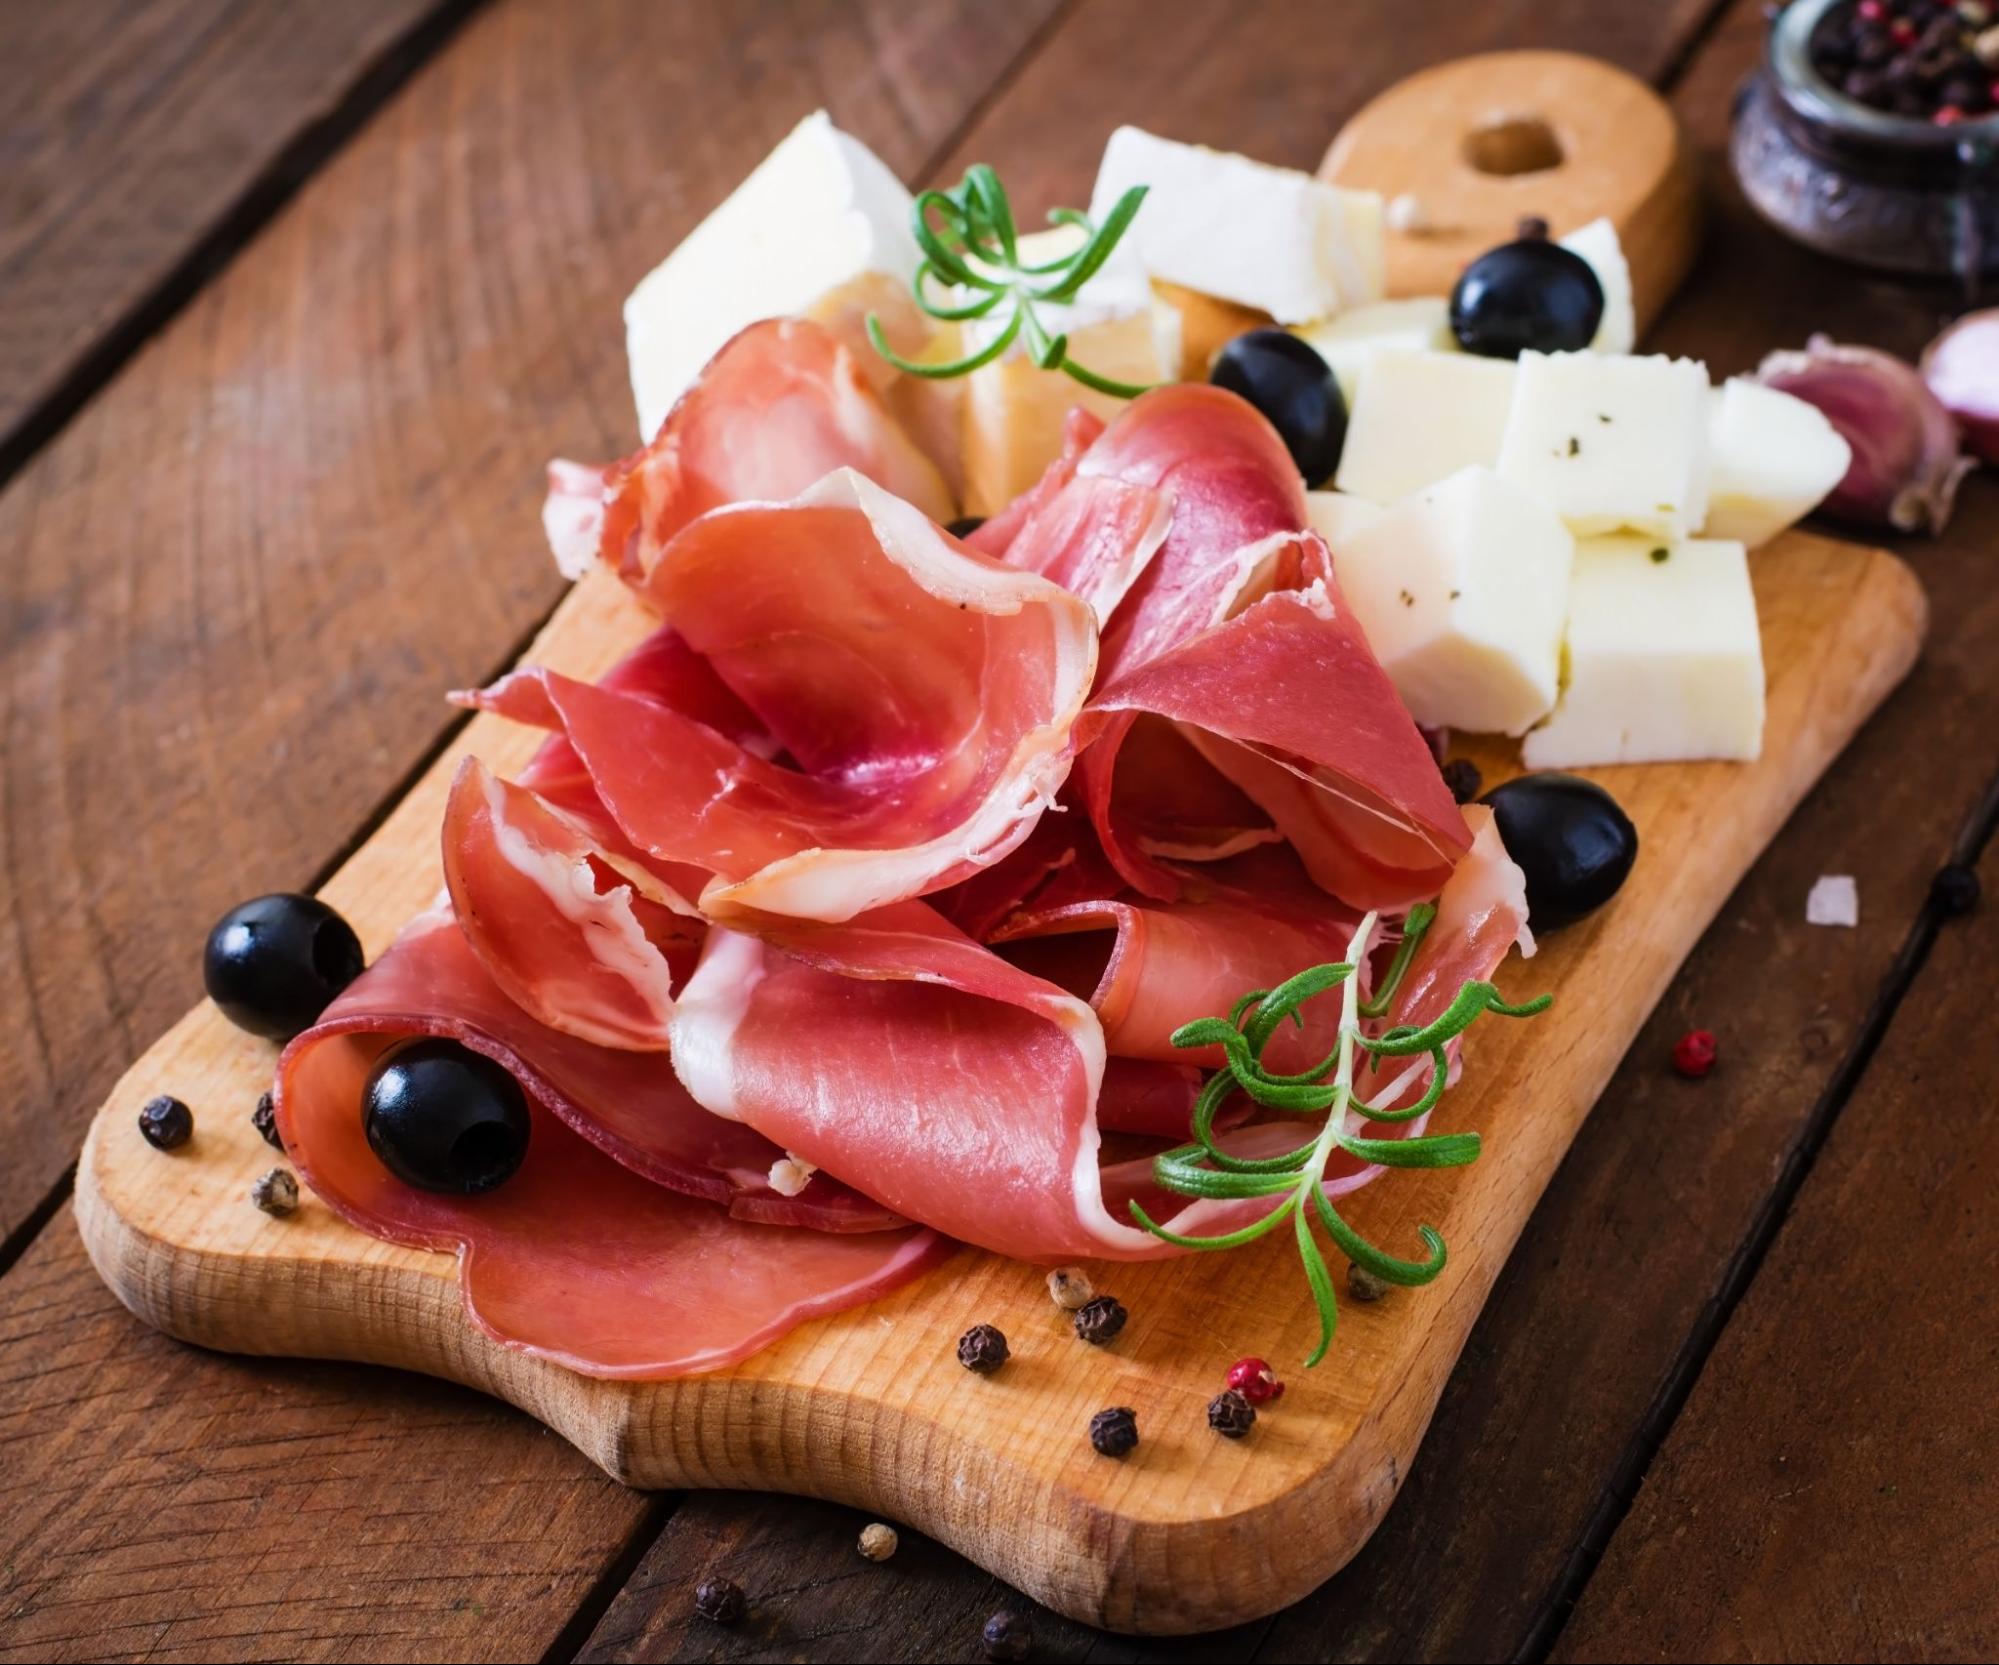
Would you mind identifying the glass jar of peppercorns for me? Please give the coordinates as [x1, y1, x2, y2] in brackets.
[1731, 0, 1999, 286]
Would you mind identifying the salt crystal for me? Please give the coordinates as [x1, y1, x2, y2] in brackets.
[1806, 874, 1858, 928]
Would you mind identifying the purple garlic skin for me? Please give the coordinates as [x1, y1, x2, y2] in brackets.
[1756, 335, 1971, 537]
[1921, 309, 1999, 468]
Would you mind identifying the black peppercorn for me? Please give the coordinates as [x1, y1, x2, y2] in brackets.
[1440, 758, 1483, 805]
[1071, 1294, 1128, 1346]
[957, 1323, 1010, 1374]
[252, 1090, 283, 1150]
[693, 1576, 746, 1625]
[1932, 861, 1982, 917]
[982, 1608, 1032, 1661]
[1348, 1263, 1389, 1302]
[1089, 1404, 1139, 1457]
[1208, 1388, 1256, 1439]
[251, 1167, 299, 1217]
[138, 1095, 193, 1151]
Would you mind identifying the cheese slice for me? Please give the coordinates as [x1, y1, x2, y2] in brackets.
[1333, 350, 1517, 504]
[1303, 490, 1386, 550]
[1087, 125, 1384, 323]
[1559, 218, 1636, 355]
[1522, 535, 1765, 768]
[1702, 378, 1852, 547]
[1495, 351, 1712, 540]
[623, 111, 922, 440]
[1327, 467, 1574, 736]
[957, 226, 1178, 517]
[1294, 297, 1455, 408]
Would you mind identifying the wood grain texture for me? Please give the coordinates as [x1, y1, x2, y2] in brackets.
[1553, 839, 1999, 1665]
[74, 530, 1924, 1636]
[0, 0, 450, 452]
[1319, 51, 1701, 332]
[0, 0, 1063, 1253]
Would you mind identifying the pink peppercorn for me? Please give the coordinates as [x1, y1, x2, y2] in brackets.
[1672, 1030, 1718, 1080]
[1226, 1357, 1284, 1404]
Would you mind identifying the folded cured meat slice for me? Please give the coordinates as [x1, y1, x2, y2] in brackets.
[669, 816, 1530, 1264]
[279, 911, 905, 1239]
[499, 470, 1098, 924]
[542, 318, 954, 584]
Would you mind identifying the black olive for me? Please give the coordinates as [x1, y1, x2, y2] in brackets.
[1480, 773, 1637, 930]
[203, 893, 366, 1040]
[1449, 226, 1605, 360]
[363, 1038, 530, 1194]
[1210, 328, 1349, 486]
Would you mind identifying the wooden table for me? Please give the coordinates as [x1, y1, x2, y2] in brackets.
[1, 3, 1993, 1660]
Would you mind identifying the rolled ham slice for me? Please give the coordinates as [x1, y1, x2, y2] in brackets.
[542, 317, 954, 584]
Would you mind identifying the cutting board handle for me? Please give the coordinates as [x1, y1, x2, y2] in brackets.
[1320, 49, 1702, 335]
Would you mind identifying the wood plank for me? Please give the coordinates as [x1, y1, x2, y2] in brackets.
[578, 4, 1999, 1658]
[0, 4, 1061, 1661]
[1552, 836, 1999, 1664]
[0, 0, 1063, 1252]
[0, 0, 456, 460]
[73, 529, 1924, 1635]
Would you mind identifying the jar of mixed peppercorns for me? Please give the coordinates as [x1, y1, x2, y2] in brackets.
[1732, 0, 1999, 285]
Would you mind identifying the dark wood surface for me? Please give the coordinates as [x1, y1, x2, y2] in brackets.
[2, 1, 1996, 1660]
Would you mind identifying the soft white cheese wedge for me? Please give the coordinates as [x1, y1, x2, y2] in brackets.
[1303, 489, 1386, 550]
[623, 111, 921, 440]
[1087, 125, 1384, 322]
[1293, 297, 1455, 408]
[1334, 350, 1517, 504]
[956, 225, 1179, 517]
[1522, 534, 1765, 768]
[1327, 466, 1575, 736]
[1495, 351, 1712, 540]
[1559, 218, 1636, 354]
[1702, 378, 1852, 547]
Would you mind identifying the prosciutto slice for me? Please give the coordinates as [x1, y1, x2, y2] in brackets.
[497, 470, 1097, 923]
[542, 318, 954, 584]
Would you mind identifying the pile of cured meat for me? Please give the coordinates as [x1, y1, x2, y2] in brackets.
[274, 319, 1532, 1378]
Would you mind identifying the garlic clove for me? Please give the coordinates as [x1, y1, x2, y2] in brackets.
[1755, 334, 1972, 536]
[1922, 310, 1999, 466]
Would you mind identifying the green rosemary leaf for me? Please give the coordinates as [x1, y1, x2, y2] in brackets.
[1294, 1202, 1340, 1368]
[1127, 1192, 1300, 1251]
[1339, 1129, 1482, 1168]
[1170, 1016, 1240, 1050]
[1247, 962, 1352, 1051]
[1233, 1075, 1340, 1113]
[865, 309, 1020, 379]
[1147, 1157, 1302, 1199]
[1055, 356, 1157, 399]
[1349, 1046, 1450, 1123]
[1314, 1188, 1448, 1286]
[1038, 185, 1148, 301]
[962, 164, 1018, 263]
[1357, 902, 1437, 1019]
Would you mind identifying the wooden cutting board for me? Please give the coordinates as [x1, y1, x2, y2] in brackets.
[75, 530, 1923, 1635]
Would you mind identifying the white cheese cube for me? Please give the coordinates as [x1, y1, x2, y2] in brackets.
[1294, 297, 1455, 408]
[1522, 535, 1765, 768]
[1559, 218, 1636, 354]
[1495, 351, 1712, 540]
[957, 226, 1179, 517]
[1088, 125, 1383, 323]
[1334, 350, 1518, 504]
[1702, 378, 1852, 548]
[624, 112, 921, 440]
[1304, 490, 1386, 549]
[1328, 466, 1575, 736]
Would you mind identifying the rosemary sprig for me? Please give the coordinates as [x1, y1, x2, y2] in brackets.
[866, 163, 1155, 396]
[1130, 908, 1551, 1366]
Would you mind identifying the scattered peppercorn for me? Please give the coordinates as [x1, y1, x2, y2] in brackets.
[1440, 758, 1483, 804]
[1045, 1265, 1095, 1310]
[1208, 1389, 1257, 1439]
[694, 1576, 747, 1625]
[1814, 0, 1999, 119]
[1348, 1263, 1390, 1302]
[138, 1094, 193, 1152]
[1650, 546, 1671, 563]
[251, 1167, 299, 1217]
[957, 1323, 1010, 1374]
[982, 1608, 1032, 1661]
[857, 1521, 899, 1562]
[1225, 1356, 1285, 1404]
[252, 1090, 283, 1151]
[1672, 1028, 1719, 1079]
[1089, 1404, 1139, 1457]
[1071, 1294, 1128, 1346]
[1931, 861, 1982, 916]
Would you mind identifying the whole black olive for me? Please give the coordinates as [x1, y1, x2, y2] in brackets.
[1210, 328, 1349, 486]
[363, 1038, 531, 1194]
[203, 893, 366, 1041]
[1480, 773, 1637, 930]
[1450, 221, 1604, 360]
